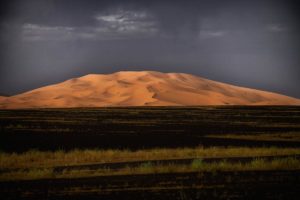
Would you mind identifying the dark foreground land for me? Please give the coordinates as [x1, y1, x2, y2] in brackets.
[1, 170, 300, 200]
[0, 106, 300, 199]
[1, 106, 300, 152]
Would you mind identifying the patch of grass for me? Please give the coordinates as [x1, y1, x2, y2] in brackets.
[1, 157, 299, 181]
[137, 162, 154, 173]
[0, 168, 54, 181]
[206, 132, 300, 142]
[191, 159, 203, 169]
[1, 147, 300, 169]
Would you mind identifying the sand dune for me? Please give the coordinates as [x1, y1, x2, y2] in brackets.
[0, 96, 6, 101]
[0, 71, 299, 108]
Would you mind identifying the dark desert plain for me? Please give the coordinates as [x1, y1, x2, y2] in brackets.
[1, 0, 300, 199]
[0, 71, 300, 199]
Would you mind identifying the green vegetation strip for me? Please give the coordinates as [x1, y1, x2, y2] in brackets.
[206, 132, 300, 142]
[1, 147, 300, 169]
[0, 157, 299, 181]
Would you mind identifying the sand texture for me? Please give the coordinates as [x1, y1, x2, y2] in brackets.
[1, 71, 299, 108]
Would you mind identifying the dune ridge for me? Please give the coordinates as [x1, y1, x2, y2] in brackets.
[0, 71, 299, 108]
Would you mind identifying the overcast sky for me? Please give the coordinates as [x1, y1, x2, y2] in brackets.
[0, 0, 299, 98]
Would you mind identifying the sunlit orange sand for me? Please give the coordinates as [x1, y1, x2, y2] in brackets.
[0, 71, 299, 108]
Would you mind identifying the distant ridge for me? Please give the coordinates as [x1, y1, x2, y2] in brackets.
[0, 71, 299, 108]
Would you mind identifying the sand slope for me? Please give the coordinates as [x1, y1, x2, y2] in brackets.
[0, 71, 299, 108]
[0, 96, 6, 101]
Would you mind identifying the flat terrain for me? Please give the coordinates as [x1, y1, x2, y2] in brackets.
[1, 171, 300, 200]
[0, 106, 300, 199]
[1, 106, 300, 152]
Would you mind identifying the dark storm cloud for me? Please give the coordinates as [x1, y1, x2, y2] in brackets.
[0, 0, 299, 98]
